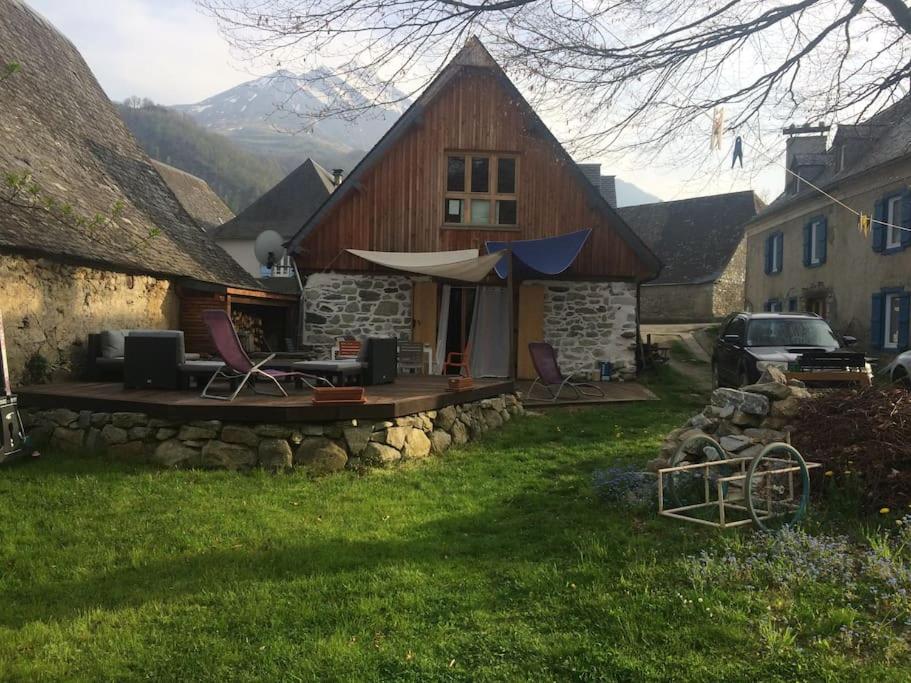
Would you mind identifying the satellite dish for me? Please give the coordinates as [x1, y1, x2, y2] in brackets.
[254, 230, 287, 268]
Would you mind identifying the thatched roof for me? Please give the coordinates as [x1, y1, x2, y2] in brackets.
[0, 0, 259, 289]
[151, 160, 234, 233]
[211, 158, 335, 240]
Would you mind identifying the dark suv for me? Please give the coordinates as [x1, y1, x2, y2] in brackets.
[712, 312, 851, 388]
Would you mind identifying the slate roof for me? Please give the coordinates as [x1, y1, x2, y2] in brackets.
[577, 163, 618, 208]
[285, 37, 661, 277]
[618, 191, 763, 285]
[0, 0, 260, 289]
[212, 158, 335, 240]
[151, 160, 234, 233]
[758, 95, 911, 218]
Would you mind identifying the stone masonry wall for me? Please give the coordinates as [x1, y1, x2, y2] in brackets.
[640, 283, 715, 323]
[0, 253, 179, 386]
[528, 280, 638, 379]
[303, 272, 412, 356]
[22, 393, 523, 473]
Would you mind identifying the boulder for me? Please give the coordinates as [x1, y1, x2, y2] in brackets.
[47, 408, 79, 427]
[255, 424, 292, 439]
[757, 365, 788, 385]
[742, 427, 786, 443]
[719, 435, 752, 453]
[90, 412, 110, 427]
[790, 386, 811, 400]
[787, 379, 806, 388]
[153, 440, 198, 468]
[760, 416, 790, 431]
[51, 426, 84, 451]
[111, 412, 148, 428]
[178, 424, 218, 441]
[731, 410, 760, 427]
[155, 427, 178, 441]
[659, 440, 679, 459]
[258, 439, 293, 472]
[77, 410, 92, 429]
[379, 427, 408, 450]
[128, 426, 152, 441]
[451, 420, 469, 445]
[429, 429, 452, 455]
[402, 429, 431, 459]
[100, 424, 128, 445]
[220, 425, 259, 447]
[715, 422, 743, 437]
[201, 440, 256, 470]
[344, 425, 373, 457]
[711, 388, 770, 416]
[688, 414, 716, 431]
[294, 437, 348, 474]
[108, 441, 148, 460]
[770, 396, 801, 418]
[482, 408, 503, 430]
[85, 427, 104, 454]
[363, 441, 402, 466]
[741, 382, 791, 401]
[647, 456, 669, 473]
[739, 444, 764, 461]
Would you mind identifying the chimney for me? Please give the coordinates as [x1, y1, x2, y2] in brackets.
[600, 175, 617, 208]
[782, 123, 830, 192]
[331, 168, 344, 186]
[577, 162, 601, 188]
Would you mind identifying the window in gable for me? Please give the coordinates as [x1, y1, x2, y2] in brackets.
[444, 152, 518, 228]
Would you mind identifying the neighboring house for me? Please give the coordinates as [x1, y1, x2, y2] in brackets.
[743, 97, 911, 355]
[151, 160, 235, 233]
[619, 191, 764, 322]
[285, 38, 661, 380]
[0, 1, 298, 378]
[210, 159, 337, 279]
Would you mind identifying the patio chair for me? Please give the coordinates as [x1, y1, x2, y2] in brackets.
[397, 340, 426, 374]
[199, 309, 333, 401]
[442, 342, 471, 377]
[527, 341, 605, 401]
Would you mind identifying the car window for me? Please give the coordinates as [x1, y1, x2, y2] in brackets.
[745, 318, 839, 347]
[725, 318, 746, 340]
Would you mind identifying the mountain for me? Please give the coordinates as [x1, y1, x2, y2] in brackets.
[118, 101, 285, 213]
[172, 68, 409, 172]
[615, 178, 662, 207]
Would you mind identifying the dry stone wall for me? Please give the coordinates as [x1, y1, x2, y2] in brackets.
[0, 253, 178, 386]
[22, 393, 523, 473]
[528, 280, 638, 379]
[303, 272, 412, 356]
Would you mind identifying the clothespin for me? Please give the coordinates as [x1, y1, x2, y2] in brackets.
[858, 213, 871, 237]
[710, 108, 724, 151]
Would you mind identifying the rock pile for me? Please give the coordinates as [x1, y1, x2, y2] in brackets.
[22, 393, 523, 474]
[649, 367, 811, 470]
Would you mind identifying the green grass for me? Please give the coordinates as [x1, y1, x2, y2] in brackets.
[0, 369, 905, 681]
[669, 340, 708, 365]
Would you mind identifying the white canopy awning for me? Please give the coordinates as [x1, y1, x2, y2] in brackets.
[346, 248, 505, 282]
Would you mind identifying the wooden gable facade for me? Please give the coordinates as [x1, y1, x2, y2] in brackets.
[289, 40, 659, 282]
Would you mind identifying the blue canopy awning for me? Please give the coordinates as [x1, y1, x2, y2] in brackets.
[485, 228, 592, 279]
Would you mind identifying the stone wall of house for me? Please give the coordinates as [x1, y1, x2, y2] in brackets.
[0, 253, 179, 386]
[640, 283, 715, 323]
[712, 237, 747, 318]
[302, 272, 412, 355]
[527, 280, 638, 379]
[22, 393, 523, 473]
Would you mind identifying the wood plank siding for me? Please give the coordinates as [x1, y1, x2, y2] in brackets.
[294, 68, 652, 281]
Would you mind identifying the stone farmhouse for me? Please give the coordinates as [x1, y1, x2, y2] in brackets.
[285, 38, 661, 380]
[0, 1, 297, 383]
[620, 191, 764, 323]
[743, 97, 911, 354]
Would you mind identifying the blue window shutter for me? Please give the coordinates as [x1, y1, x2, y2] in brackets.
[900, 294, 911, 351]
[775, 233, 784, 273]
[788, 298, 798, 312]
[901, 190, 911, 247]
[817, 217, 828, 264]
[871, 292, 884, 350]
[873, 199, 886, 252]
[764, 236, 771, 274]
[764, 300, 771, 312]
[802, 223, 811, 266]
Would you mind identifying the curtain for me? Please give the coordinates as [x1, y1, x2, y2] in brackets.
[434, 284, 451, 373]
[468, 286, 510, 378]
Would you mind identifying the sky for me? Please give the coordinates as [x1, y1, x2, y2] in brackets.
[27, 0, 786, 202]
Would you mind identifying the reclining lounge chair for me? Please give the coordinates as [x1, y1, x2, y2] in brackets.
[527, 341, 605, 402]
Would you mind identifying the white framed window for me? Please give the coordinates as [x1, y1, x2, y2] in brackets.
[885, 292, 902, 349]
[887, 195, 903, 249]
[809, 220, 822, 264]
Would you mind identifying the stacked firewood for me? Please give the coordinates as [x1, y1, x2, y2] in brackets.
[231, 310, 265, 351]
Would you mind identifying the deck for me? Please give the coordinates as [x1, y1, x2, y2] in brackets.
[17, 376, 515, 423]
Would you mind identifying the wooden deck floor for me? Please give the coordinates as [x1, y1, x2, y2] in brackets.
[17, 376, 514, 423]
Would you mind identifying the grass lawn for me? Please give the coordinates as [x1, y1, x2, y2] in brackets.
[0, 369, 906, 681]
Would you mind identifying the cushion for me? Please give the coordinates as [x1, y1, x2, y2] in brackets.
[293, 360, 364, 375]
[99, 330, 128, 359]
[128, 330, 186, 364]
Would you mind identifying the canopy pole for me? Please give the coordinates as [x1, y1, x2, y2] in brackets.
[506, 249, 516, 381]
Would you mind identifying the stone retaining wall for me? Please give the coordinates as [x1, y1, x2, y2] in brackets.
[22, 393, 523, 473]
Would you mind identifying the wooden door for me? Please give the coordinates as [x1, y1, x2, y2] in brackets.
[516, 285, 545, 380]
[412, 281, 439, 353]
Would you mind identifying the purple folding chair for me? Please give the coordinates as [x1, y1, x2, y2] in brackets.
[200, 309, 333, 401]
[527, 341, 605, 401]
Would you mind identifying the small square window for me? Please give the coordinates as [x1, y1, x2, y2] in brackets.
[470, 157, 489, 193]
[497, 200, 517, 225]
[471, 199, 491, 224]
[445, 198, 463, 223]
[447, 157, 465, 192]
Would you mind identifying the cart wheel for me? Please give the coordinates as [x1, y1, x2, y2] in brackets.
[667, 435, 727, 508]
[745, 442, 810, 531]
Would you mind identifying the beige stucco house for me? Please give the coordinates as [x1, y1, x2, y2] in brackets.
[743, 98, 911, 356]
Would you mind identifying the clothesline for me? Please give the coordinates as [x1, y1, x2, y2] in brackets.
[599, 25, 911, 235]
